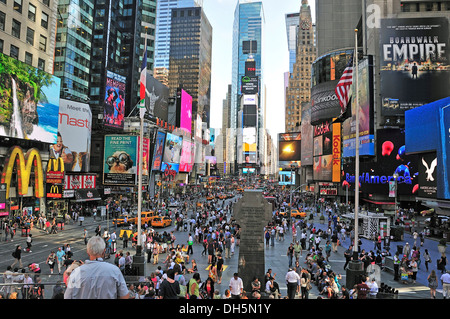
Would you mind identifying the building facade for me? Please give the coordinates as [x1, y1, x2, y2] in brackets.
[167, 6, 212, 127]
[285, 0, 315, 133]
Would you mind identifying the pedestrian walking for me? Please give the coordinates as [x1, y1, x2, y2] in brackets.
[11, 245, 23, 269]
[427, 269, 438, 299]
[46, 251, 57, 275]
[423, 249, 431, 272]
[285, 268, 300, 299]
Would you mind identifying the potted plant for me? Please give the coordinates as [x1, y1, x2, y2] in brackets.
[438, 238, 447, 256]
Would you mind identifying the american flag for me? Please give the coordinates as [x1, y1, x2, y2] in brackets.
[335, 55, 354, 113]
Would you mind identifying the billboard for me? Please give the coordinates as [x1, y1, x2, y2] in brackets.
[179, 139, 194, 173]
[1, 146, 44, 199]
[313, 120, 334, 181]
[301, 104, 314, 166]
[151, 131, 166, 171]
[177, 88, 193, 134]
[162, 132, 183, 173]
[243, 127, 257, 164]
[380, 17, 450, 116]
[279, 132, 301, 169]
[51, 99, 92, 172]
[242, 40, 257, 55]
[241, 76, 259, 95]
[417, 152, 437, 198]
[0, 52, 61, 143]
[343, 129, 419, 195]
[279, 171, 296, 185]
[243, 105, 257, 127]
[145, 73, 170, 122]
[103, 135, 137, 185]
[103, 70, 126, 129]
[65, 174, 97, 190]
[245, 60, 256, 77]
[310, 80, 340, 125]
[342, 56, 375, 157]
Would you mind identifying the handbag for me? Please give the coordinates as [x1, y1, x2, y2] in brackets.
[178, 285, 187, 298]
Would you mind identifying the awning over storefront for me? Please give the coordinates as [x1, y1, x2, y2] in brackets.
[74, 189, 102, 202]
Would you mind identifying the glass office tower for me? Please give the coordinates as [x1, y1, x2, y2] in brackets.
[168, 6, 212, 128]
[154, 0, 203, 70]
[231, 0, 264, 131]
[55, 0, 94, 102]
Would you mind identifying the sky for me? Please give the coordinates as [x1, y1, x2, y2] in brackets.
[203, 0, 316, 138]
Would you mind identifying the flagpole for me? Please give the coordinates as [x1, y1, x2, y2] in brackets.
[353, 28, 360, 260]
[136, 28, 148, 263]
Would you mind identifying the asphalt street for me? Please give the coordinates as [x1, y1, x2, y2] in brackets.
[1, 196, 447, 300]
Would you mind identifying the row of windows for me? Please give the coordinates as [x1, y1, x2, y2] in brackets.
[0, 15, 48, 52]
[2, 0, 50, 29]
[401, 1, 450, 12]
[0, 39, 46, 69]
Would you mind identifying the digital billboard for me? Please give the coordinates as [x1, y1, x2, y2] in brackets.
[301, 104, 314, 166]
[278, 132, 301, 169]
[151, 131, 166, 171]
[342, 56, 375, 157]
[103, 135, 137, 185]
[243, 127, 257, 164]
[51, 99, 92, 172]
[241, 76, 259, 95]
[343, 128, 419, 195]
[0, 52, 61, 143]
[310, 80, 340, 125]
[313, 120, 335, 181]
[103, 71, 126, 129]
[245, 60, 256, 77]
[177, 88, 193, 134]
[179, 139, 194, 173]
[243, 105, 257, 127]
[162, 132, 183, 173]
[279, 170, 296, 186]
[380, 17, 450, 116]
[145, 72, 170, 122]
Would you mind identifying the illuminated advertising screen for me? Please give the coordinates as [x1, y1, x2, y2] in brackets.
[139, 136, 150, 184]
[103, 70, 126, 129]
[313, 120, 334, 181]
[145, 72, 169, 121]
[279, 171, 296, 185]
[380, 17, 450, 116]
[177, 88, 193, 134]
[162, 132, 183, 173]
[301, 104, 314, 166]
[241, 76, 259, 95]
[342, 129, 419, 195]
[278, 132, 301, 169]
[243, 127, 257, 164]
[151, 131, 166, 171]
[103, 135, 138, 185]
[342, 56, 375, 157]
[0, 52, 61, 143]
[51, 99, 92, 172]
[179, 139, 194, 173]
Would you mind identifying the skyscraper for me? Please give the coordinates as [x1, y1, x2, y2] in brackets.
[285, 0, 315, 132]
[154, 0, 203, 70]
[168, 6, 212, 128]
[285, 12, 300, 75]
[55, 0, 94, 102]
[231, 0, 265, 173]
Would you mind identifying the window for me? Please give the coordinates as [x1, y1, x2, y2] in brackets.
[10, 44, 19, 59]
[0, 11, 5, 31]
[11, 19, 21, 39]
[37, 58, 45, 70]
[0, 39, 3, 53]
[25, 51, 32, 65]
[39, 35, 47, 52]
[26, 27, 34, 45]
[28, 3, 36, 21]
[42, 0, 49, 6]
[41, 11, 48, 29]
[13, 0, 22, 13]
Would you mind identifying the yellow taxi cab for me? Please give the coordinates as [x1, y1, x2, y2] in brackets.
[217, 194, 227, 200]
[112, 215, 130, 227]
[125, 211, 156, 225]
[206, 195, 215, 200]
[291, 209, 307, 218]
[151, 216, 172, 228]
